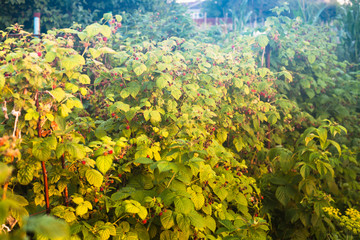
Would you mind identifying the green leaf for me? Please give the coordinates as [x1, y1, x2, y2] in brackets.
[176, 214, 191, 232]
[72, 197, 84, 204]
[134, 157, 153, 164]
[76, 201, 91, 216]
[96, 155, 113, 174]
[275, 186, 290, 206]
[79, 74, 91, 84]
[188, 210, 206, 229]
[85, 169, 103, 188]
[308, 54, 316, 64]
[150, 110, 161, 124]
[160, 210, 175, 229]
[25, 108, 39, 121]
[33, 139, 51, 161]
[134, 63, 147, 76]
[205, 216, 216, 232]
[300, 164, 310, 179]
[115, 15, 122, 22]
[171, 88, 182, 100]
[0, 163, 12, 184]
[256, 34, 269, 48]
[216, 129, 228, 144]
[62, 55, 85, 71]
[214, 186, 228, 201]
[45, 52, 56, 62]
[174, 197, 193, 215]
[305, 89, 315, 99]
[111, 101, 130, 112]
[156, 76, 167, 89]
[25, 215, 69, 239]
[328, 140, 341, 156]
[258, 68, 270, 78]
[0, 74, 4, 90]
[51, 88, 66, 102]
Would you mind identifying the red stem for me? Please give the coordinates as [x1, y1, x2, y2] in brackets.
[36, 90, 50, 214]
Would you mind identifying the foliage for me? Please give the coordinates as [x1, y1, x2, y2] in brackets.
[0, 137, 69, 239]
[324, 206, 360, 238]
[0, 0, 178, 32]
[337, 0, 360, 69]
[0, 7, 359, 240]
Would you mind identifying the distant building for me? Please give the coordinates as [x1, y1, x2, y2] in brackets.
[180, 0, 205, 19]
[179, 0, 233, 29]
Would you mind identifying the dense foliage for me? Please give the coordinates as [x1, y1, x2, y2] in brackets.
[0, 0, 178, 32]
[0, 5, 359, 240]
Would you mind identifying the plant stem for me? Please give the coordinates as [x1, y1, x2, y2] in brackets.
[36, 90, 50, 214]
[61, 154, 69, 206]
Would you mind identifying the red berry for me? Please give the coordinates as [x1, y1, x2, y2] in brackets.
[146, 155, 150, 158]
[232, 45, 235, 48]
[81, 160, 86, 165]
[117, 23, 122, 28]
[108, 150, 113, 154]
[120, 83, 123, 87]
[118, 174, 122, 178]
[100, 187, 104, 191]
[52, 84, 56, 89]
[126, 125, 130, 130]
[159, 212, 163, 216]
[261, 196, 264, 200]
[135, 57, 139, 60]
[212, 127, 216, 131]
[104, 152, 108, 156]
[112, 113, 116, 117]
[142, 219, 147, 224]
[251, 89, 256, 93]
[197, 93, 200, 96]
[103, 37, 108, 42]
[246, 73, 249, 76]
[37, 52, 42, 57]
[183, 72, 186, 76]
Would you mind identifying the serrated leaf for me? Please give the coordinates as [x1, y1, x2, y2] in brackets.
[188, 210, 205, 228]
[160, 210, 175, 229]
[134, 63, 147, 76]
[85, 169, 103, 188]
[275, 186, 290, 206]
[96, 155, 113, 174]
[150, 110, 161, 124]
[174, 197, 193, 215]
[206, 216, 216, 232]
[45, 52, 56, 62]
[25, 215, 69, 239]
[33, 140, 51, 161]
[51, 88, 66, 102]
[256, 34, 269, 48]
[79, 74, 91, 84]
[156, 76, 167, 89]
[62, 55, 85, 71]
[176, 214, 190, 232]
[76, 203, 88, 216]
[308, 54, 316, 64]
[134, 157, 153, 164]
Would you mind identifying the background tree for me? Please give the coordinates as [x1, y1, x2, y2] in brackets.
[0, 0, 178, 32]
